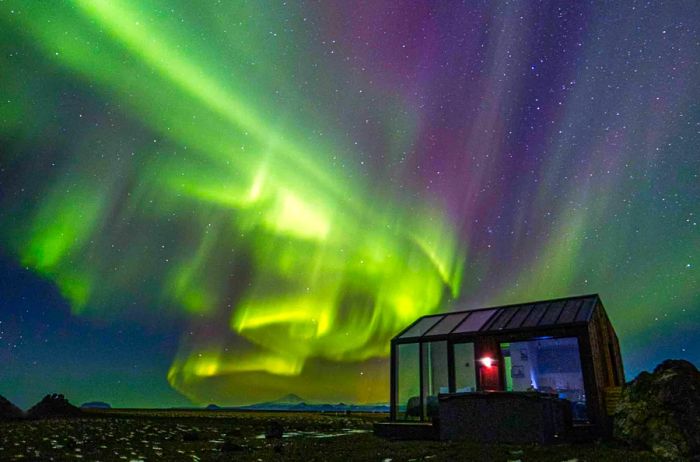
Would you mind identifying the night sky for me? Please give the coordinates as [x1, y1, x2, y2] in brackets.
[0, 1, 698, 409]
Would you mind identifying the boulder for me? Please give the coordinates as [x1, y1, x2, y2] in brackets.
[26, 394, 82, 419]
[221, 440, 245, 452]
[614, 359, 700, 460]
[265, 421, 284, 439]
[0, 395, 24, 420]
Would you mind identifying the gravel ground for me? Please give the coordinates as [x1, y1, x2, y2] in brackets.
[0, 410, 661, 461]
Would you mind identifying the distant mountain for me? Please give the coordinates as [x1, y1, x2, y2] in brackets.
[236, 393, 389, 413]
[193, 392, 388, 413]
[0, 395, 24, 420]
[239, 393, 308, 410]
[271, 393, 306, 405]
[81, 401, 111, 409]
[27, 394, 82, 419]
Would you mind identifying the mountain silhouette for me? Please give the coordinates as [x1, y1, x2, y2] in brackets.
[270, 393, 306, 404]
[26, 394, 82, 419]
[0, 395, 23, 420]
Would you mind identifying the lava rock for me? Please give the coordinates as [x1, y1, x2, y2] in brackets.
[0, 395, 24, 420]
[26, 394, 82, 419]
[182, 430, 200, 442]
[613, 359, 700, 460]
[265, 421, 284, 439]
[221, 440, 244, 452]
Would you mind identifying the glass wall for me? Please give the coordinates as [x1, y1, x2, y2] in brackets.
[500, 337, 587, 420]
[453, 342, 477, 392]
[421, 341, 448, 419]
[396, 343, 420, 420]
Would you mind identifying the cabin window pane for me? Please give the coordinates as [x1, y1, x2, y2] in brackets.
[453, 309, 497, 333]
[421, 341, 448, 420]
[424, 312, 469, 336]
[453, 342, 477, 392]
[505, 305, 534, 329]
[500, 337, 588, 421]
[396, 343, 420, 420]
[399, 316, 442, 339]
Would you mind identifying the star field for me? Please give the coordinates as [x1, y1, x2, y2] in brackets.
[0, 1, 698, 408]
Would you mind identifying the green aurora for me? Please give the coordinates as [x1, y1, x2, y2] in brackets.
[0, 1, 698, 406]
[1, 1, 464, 403]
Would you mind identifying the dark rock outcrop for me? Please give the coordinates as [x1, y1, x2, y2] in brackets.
[0, 395, 24, 420]
[614, 359, 700, 460]
[26, 394, 82, 419]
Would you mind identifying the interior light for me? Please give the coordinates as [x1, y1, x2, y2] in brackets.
[480, 357, 495, 368]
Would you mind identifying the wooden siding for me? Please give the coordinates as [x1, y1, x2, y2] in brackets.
[586, 301, 625, 435]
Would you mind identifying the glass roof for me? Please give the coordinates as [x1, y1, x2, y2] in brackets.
[425, 312, 469, 336]
[398, 316, 442, 339]
[453, 309, 498, 333]
[395, 295, 598, 340]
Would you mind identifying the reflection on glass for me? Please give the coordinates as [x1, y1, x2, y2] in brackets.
[500, 337, 588, 421]
[396, 343, 420, 420]
[453, 342, 476, 392]
[421, 341, 448, 420]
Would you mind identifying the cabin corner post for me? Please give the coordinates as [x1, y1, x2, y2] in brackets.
[418, 341, 425, 421]
[447, 340, 456, 393]
[390, 340, 397, 421]
[579, 324, 603, 434]
[613, 330, 625, 386]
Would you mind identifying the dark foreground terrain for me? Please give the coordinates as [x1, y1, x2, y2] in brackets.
[0, 410, 660, 461]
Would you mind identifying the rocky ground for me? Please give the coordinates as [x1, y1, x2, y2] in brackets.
[0, 410, 662, 462]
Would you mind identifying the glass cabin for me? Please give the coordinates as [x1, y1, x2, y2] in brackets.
[389, 294, 624, 434]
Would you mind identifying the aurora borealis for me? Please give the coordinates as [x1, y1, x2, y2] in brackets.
[0, 1, 698, 408]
